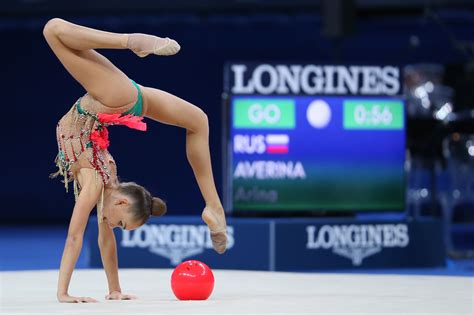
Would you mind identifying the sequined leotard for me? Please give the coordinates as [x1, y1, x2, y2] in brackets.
[51, 80, 146, 208]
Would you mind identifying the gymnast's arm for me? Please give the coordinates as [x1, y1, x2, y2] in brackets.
[95, 192, 137, 300]
[57, 168, 102, 303]
[97, 220, 122, 294]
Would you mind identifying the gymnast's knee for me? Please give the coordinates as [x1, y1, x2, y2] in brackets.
[194, 108, 209, 134]
[43, 18, 67, 38]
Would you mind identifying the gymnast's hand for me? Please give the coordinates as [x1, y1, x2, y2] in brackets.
[105, 290, 138, 300]
[57, 293, 98, 303]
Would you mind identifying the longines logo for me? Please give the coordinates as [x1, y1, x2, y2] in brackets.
[230, 64, 401, 95]
[306, 224, 410, 266]
[121, 224, 235, 265]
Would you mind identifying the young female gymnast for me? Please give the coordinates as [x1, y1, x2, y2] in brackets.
[43, 18, 227, 303]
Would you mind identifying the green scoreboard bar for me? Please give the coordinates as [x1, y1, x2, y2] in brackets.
[343, 100, 404, 130]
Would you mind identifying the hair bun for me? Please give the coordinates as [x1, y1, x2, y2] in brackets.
[151, 197, 167, 217]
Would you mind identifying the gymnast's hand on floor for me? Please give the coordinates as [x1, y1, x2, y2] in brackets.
[57, 293, 98, 303]
[105, 290, 138, 300]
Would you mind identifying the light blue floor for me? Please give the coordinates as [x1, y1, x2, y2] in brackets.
[1, 224, 473, 276]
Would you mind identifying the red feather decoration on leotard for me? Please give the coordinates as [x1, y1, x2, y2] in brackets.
[90, 113, 147, 150]
[97, 113, 147, 131]
[90, 128, 110, 150]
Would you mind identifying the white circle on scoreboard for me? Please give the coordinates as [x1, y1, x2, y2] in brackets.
[307, 100, 331, 128]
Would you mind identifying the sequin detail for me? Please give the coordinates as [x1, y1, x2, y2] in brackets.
[50, 99, 113, 194]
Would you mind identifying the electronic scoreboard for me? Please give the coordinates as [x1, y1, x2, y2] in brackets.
[224, 63, 405, 214]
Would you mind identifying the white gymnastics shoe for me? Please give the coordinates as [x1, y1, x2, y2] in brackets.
[202, 207, 228, 254]
[127, 33, 181, 57]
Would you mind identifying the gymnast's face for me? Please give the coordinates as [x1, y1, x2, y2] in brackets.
[102, 194, 141, 230]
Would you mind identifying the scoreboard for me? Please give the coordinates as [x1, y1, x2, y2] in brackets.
[223, 63, 405, 214]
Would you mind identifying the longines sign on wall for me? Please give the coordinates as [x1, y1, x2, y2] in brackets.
[274, 219, 444, 270]
[225, 63, 402, 96]
[305, 224, 409, 266]
[88, 216, 271, 270]
[87, 217, 444, 271]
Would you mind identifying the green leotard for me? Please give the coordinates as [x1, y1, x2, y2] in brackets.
[76, 80, 143, 116]
[122, 80, 143, 116]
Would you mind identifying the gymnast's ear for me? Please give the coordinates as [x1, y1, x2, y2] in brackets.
[115, 198, 129, 206]
[151, 197, 167, 217]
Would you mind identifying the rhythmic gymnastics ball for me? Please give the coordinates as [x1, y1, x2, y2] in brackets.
[171, 260, 215, 300]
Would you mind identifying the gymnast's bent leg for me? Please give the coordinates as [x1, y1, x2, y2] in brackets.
[142, 87, 228, 253]
[42, 18, 179, 108]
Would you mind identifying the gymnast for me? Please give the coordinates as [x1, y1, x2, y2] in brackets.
[43, 18, 227, 303]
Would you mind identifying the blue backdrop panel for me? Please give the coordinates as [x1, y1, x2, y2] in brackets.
[275, 219, 445, 270]
[87, 216, 444, 271]
[88, 216, 270, 270]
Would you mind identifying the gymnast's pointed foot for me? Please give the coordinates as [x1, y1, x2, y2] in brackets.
[202, 205, 227, 254]
[126, 33, 181, 57]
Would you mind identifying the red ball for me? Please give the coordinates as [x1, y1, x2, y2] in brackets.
[171, 260, 215, 300]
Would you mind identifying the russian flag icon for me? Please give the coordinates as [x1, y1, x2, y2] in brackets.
[266, 134, 289, 154]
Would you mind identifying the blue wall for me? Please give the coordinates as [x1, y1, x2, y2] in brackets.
[1, 11, 473, 221]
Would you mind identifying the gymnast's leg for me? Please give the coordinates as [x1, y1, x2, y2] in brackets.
[42, 18, 179, 107]
[142, 87, 228, 254]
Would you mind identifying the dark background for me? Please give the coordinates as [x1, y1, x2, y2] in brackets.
[1, 0, 473, 222]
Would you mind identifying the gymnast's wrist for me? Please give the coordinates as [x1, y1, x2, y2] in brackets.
[57, 291, 69, 299]
[109, 288, 122, 294]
